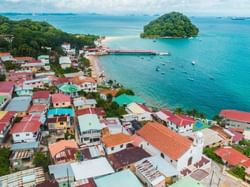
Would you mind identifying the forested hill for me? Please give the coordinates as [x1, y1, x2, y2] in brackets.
[0, 16, 98, 57]
[141, 12, 199, 38]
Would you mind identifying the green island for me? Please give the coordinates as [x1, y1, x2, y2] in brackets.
[141, 12, 199, 38]
[0, 16, 98, 57]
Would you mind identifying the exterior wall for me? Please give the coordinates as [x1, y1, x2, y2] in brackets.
[79, 130, 101, 145]
[168, 122, 193, 135]
[0, 97, 9, 110]
[135, 169, 165, 187]
[33, 98, 50, 105]
[12, 130, 39, 143]
[48, 121, 70, 130]
[0, 55, 13, 62]
[79, 82, 97, 92]
[0, 118, 14, 142]
[75, 104, 96, 110]
[104, 143, 129, 155]
[24, 80, 47, 89]
[16, 89, 33, 96]
[53, 101, 71, 108]
[60, 63, 71, 69]
[224, 119, 250, 131]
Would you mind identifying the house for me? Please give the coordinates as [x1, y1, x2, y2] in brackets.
[14, 56, 35, 64]
[73, 97, 97, 110]
[135, 159, 166, 187]
[5, 96, 31, 117]
[189, 128, 224, 148]
[61, 42, 71, 51]
[220, 109, 250, 131]
[58, 83, 80, 97]
[23, 77, 51, 89]
[15, 84, 33, 96]
[0, 95, 8, 110]
[10, 115, 41, 143]
[47, 115, 72, 133]
[38, 55, 50, 64]
[49, 162, 74, 187]
[28, 104, 47, 115]
[32, 91, 50, 105]
[154, 109, 195, 135]
[136, 156, 178, 185]
[229, 128, 244, 143]
[102, 133, 132, 154]
[48, 140, 79, 164]
[215, 147, 250, 168]
[0, 52, 13, 62]
[108, 146, 150, 171]
[70, 157, 114, 181]
[77, 114, 103, 145]
[94, 169, 143, 187]
[101, 117, 126, 135]
[0, 167, 45, 187]
[99, 88, 119, 100]
[0, 111, 16, 142]
[51, 93, 71, 108]
[113, 94, 145, 106]
[169, 176, 204, 187]
[76, 107, 105, 119]
[59, 56, 71, 69]
[125, 102, 152, 122]
[10, 141, 39, 169]
[7, 71, 33, 86]
[48, 108, 75, 118]
[210, 125, 233, 145]
[137, 122, 204, 172]
[21, 59, 48, 72]
[71, 76, 97, 93]
[0, 81, 14, 99]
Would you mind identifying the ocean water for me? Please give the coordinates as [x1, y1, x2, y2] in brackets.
[3, 14, 250, 117]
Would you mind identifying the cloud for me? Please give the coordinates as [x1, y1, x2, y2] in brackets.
[0, 0, 250, 15]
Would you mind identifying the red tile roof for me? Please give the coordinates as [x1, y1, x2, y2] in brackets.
[51, 93, 70, 104]
[220, 110, 250, 123]
[215, 147, 250, 167]
[7, 71, 33, 86]
[11, 115, 41, 134]
[229, 129, 244, 143]
[32, 91, 50, 100]
[0, 52, 11, 57]
[137, 122, 192, 160]
[76, 107, 105, 117]
[0, 81, 14, 93]
[28, 104, 47, 113]
[0, 112, 15, 131]
[49, 140, 78, 158]
[14, 56, 35, 62]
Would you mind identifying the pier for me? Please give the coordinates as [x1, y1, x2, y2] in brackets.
[106, 49, 170, 56]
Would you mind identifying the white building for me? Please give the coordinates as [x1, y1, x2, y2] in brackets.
[61, 43, 71, 51]
[10, 115, 41, 143]
[71, 76, 97, 93]
[154, 109, 195, 135]
[59, 56, 72, 69]
[78, 114, 103, 145]
[0, 52, 13, 62]
[125, 102, 152, 122]
[137, 122, 204, 172]
[102, 133, 132, 154]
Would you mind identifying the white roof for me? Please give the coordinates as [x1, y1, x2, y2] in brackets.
[243, 130, 250, 140]
[126, 102, 148, 114]
[70, 157, 114, 180]
[59, 56, 71, 64]
[155, 111, 168, 121]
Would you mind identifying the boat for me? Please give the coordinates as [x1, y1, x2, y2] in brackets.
[192, 60, 196, 65]
[159, 52, 169, 56]
[182, 71, 188, 74]
[153, 40, 157, 43]
[161, 62, 166, 66]
[161, 72, 165, 75]
[209, 77, 215, 80]
[188, 78, 194, 81]
[155, 66, 160, 72]
[170, 67, 175, 70]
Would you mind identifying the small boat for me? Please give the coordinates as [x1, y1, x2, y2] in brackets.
[159, 52, 169, 56]
[161, 62, 166, 66]
[141, 57, 144, 60]
[161, 72, 165, 75]
[155, 66, 160, 72]
[188, 78, 194, 81]
[182, 71, 188, 74]
[192, 61, 196, 65]
[170, 67, 175, 70]
[209, 77, 215, 80]
[153, 40, 157, 43]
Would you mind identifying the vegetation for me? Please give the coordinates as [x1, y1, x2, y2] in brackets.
[212, 115, 223, 124]
[0, 148, 10, 176]
[33, 151, 50, 171]
[174, 107, 206, 119]
[3, 61, 21, 71]
[228, 166, 245, 180]
[115, 88, 135, 97]
[0, 16, 98, 57]
[203, 147, 223, 164]
[141, 12, 199, 38]
[233, 139, 250, 156]
[0, 74, 6, 81]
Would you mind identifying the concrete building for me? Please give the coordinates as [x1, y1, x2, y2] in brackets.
[71, 76, 97, 93]
[59, 56, 71, 69]
[51, 93, 71, 108]
[32, 91, 50, 105]
[0, 111, 16, 142]
[5, 96, 31, 117]
[125, 102, 152, 122]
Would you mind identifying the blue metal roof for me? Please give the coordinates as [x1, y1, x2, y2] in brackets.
[48, 108, 75, 117]
[11, 141, 39, 151]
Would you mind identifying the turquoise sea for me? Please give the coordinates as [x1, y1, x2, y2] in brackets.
[4, 14, 250, 117]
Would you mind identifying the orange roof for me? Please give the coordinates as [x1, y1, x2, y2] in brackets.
[28, 104, 47, 113]
[102, 133, 132, 147]
[49, 140, 78, 158]
[137, 122, 192, 160]
[14, 56, 35, 61]
[99, 89, 119, 97]
[51, 93, 71, 104]
[220, 110, 250, 123]
[0, 52, 11, 57]
[71, 76, 96, 85]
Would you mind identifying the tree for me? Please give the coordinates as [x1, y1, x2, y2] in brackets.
[174, 107, 184, 114]
[0, 148, 10, 176]
[228, 166, 245, 180]
[115, 88, 134, 97]
[33, 151, 50, 171]
[203, 147, 223, 164]
[0, 74, 6, 81]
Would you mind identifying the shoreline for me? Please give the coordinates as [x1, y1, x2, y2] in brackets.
[87, 55, 105, 84]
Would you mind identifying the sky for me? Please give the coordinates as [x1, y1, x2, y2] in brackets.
[0, 0, 250, 16]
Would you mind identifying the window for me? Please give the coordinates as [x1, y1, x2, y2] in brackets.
[60, 122, 64, 125]
[111, 147, 114, 151]
[160, 153, 165, 159]
[120, 144, 124, 148]
[26, 133, 29, 136]
[16, 134, 20, 137]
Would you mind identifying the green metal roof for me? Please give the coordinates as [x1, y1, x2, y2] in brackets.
[113, 94, 145, 106]
[0, 96, 6, 103]
[58, 84, 80, 93]
[169, 176, 204, 187]
[94, 170, 143, 187]
[78, 114, 102, 132]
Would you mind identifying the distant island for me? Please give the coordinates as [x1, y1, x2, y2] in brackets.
[141, 12, 199, 38]
[0, 16, 98, 57]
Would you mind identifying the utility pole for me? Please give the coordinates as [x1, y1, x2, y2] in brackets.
[210, 169, 215, 187]
[217, 177, 221, 187]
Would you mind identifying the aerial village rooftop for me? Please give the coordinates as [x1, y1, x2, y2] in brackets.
[0, 39, 250, 187]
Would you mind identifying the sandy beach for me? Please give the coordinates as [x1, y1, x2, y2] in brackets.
[87, 55, 104, 83]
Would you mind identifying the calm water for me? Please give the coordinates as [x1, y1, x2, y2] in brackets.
[4, 14, 250, 117]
